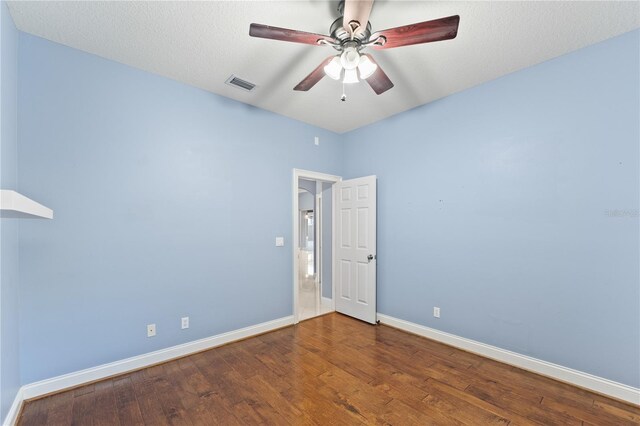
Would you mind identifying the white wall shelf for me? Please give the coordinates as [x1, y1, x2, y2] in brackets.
[0, 190, 53, 219]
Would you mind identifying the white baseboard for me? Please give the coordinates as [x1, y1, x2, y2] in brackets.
[3, 387, 23, 426]
[377, 313, 640, 406]
[18, 315, 293, 405]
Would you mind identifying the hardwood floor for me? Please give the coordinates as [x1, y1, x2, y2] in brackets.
[18, 313, 640, 425]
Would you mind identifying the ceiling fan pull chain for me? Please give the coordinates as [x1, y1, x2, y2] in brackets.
[341, 82, 347, 102]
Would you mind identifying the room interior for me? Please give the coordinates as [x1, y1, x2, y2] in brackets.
[0, 0, 638, 425]
[297, 178, 333, 321]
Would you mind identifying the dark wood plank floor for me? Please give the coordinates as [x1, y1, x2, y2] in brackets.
[18, 313, 640, 425]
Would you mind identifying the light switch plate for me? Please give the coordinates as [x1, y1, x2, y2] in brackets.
[275, 237, 284, 247]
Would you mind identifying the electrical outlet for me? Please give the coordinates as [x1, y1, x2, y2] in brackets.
[147, 324, 156, 337]
[181, 317, 189, 329]
[275, 237, 284, 247]
[433, 307, 441, 318]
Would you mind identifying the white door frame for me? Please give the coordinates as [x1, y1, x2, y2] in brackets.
[293, 168, 341, 324]
[315, 190, 322, 309]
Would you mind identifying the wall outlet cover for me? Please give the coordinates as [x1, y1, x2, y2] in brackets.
[181, 317, 189, 329]
[147, 324, 156, 337]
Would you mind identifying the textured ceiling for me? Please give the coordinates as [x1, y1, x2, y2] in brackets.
[7, 1, 640, 133]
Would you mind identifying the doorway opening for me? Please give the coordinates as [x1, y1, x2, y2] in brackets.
[293, 169, 341, 323]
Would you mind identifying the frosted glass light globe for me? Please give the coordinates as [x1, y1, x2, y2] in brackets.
[340, 47, 360, 70]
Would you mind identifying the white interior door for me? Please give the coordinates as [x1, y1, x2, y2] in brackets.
[334, 176, 377, 324]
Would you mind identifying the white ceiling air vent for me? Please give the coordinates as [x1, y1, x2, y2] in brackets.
[225, 75, 256, 92]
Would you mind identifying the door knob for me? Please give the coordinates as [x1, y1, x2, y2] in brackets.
[367, 254, 374, 263]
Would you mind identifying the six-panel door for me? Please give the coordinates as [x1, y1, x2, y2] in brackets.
[335, 176, 377, 324]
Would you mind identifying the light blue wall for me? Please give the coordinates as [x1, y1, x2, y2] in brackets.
[343, 30, 640, 387]
[0, 1, 20, 421]
[17, 33, 343, 384]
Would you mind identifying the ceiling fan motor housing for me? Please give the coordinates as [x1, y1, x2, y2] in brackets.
[329, 17, 372, 47]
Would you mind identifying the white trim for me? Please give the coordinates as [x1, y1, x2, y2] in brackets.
[331, 181, 336, 311]
[18, 316, 293, 402]
[294, 169, 341, 183]
[3, 388, 23, 426]
[315, 188, 322, 298]
[292, 169, 341, 324]
[377, 313, 640, 406]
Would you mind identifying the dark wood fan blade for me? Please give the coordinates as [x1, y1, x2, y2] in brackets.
[250, 23, 334, 45]
[363, 54, 393, 95]
[371, 15, 460, 49]
[294, 57, 335, 91]
[343, 0, 374, 34]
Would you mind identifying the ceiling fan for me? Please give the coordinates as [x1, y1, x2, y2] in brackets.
[249, 0, 460, 97]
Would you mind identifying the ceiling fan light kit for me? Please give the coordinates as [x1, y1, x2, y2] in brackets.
[343, 68, 359, 84]
[324, 57, 343, 80]
[357, 55, 377, 79]
[331, 44, 378, 83]
[340, 46, 360, 69]
[249, 0, 460, 99]
[323, 46, 378, 83]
